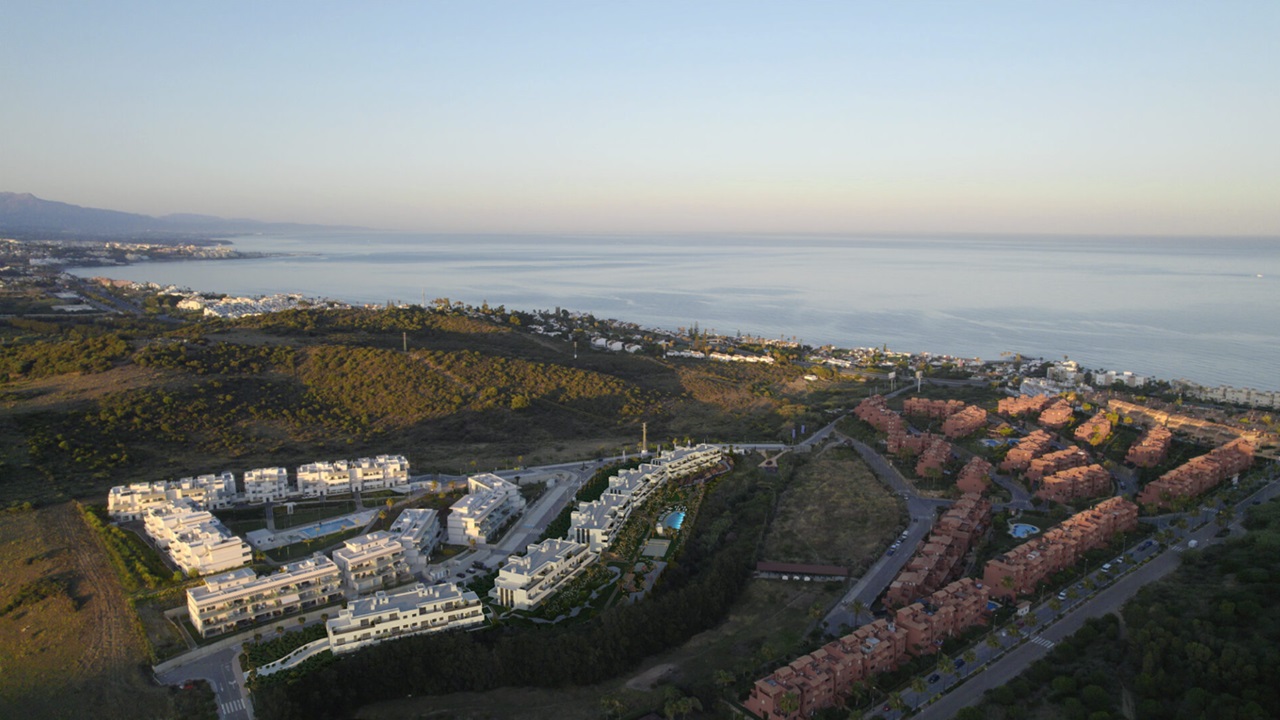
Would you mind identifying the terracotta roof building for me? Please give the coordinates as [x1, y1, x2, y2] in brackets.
[883, 494, 990, 608]
[1038, 399, 1075, 430]
[983, 497, 1139, 599]
[1000, 430, 1055, 473]
[997, 394, 1052, 418]
[956, 457, 993, 494]
[903, 398, 966, 419]
[942, 405, 989, 439]
[1074, 412, 1113, 446]
[1025, 447, 1090, 482]
[1126, 425, 1173, 468]
[1035, 464, 1112, 504]
[1137, 438, 1254, 510]
[745, 580, 988, 720]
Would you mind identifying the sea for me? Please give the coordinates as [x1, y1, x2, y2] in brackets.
[68, 233, 1280, 392]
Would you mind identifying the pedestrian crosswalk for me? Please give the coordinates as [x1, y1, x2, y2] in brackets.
[220, 698, 246, 715]
[1030, 635, 1055, 649]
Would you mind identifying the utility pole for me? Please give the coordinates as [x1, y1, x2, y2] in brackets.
[642, 422, 648, 456]
[403, 331, 407, 353]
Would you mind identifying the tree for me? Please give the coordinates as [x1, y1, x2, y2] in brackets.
[851, 599, 868, 625]
[910, 676, 927, 695]
[599, 693, 625, 719]
[776, 692, 800, 715]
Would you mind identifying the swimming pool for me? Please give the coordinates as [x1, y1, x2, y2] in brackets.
[660, 509, 686, 531]
[1009, 523, 1040, 539]
[294, 516, 361, 540]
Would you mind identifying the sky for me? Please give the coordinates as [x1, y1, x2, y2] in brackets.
[2, 2, 1279, 235]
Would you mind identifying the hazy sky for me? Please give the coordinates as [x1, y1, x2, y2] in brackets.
[3, 2, 1278, 235]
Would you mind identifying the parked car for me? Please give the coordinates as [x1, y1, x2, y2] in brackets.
[928, 673, 940, 683]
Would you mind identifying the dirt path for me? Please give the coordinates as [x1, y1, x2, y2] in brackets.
[44, 503, 139, 675]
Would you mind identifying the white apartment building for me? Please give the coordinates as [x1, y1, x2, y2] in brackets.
[297, 460, 353, 496]
[656, 444, 722, 478]
[107, 471, 237, 521]
[349, 455, 411, 492]
[388, 508, 442, 574]
[244, 466, 292, 503]
[142, 499, 251, 576]
[568, 494, 629, 553]
[325, 582, 484, 654]
[1092, 370, 1148, 388]
[332, 531, 412, 598]
[445, 473, 526, 546]
[187, 555, 344, 638]
[492, 539, 597, 611]
[1177, 382, 1280, 410]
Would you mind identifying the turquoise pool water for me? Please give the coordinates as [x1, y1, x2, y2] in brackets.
[295, 516, 361, 540]
[660, 510, 686, 531]
[1009, 523, 1040, 539]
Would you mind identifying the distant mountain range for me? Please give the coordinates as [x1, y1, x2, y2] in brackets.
[0, 192, 350, 241]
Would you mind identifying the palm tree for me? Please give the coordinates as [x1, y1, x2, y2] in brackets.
[963, 649, 977, 666]
[851, 599, 869, 625]
[985, 634, 1000, 650]
[910, 676, 927, 695]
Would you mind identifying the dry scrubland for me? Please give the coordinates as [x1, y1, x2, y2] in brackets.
[0, 504, 170, 719]
[763, 446, 902, 571]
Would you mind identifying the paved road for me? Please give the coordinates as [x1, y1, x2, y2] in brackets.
[157, 645, 253, 720]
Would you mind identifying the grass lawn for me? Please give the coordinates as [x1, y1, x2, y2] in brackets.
[762, 446, 902, 573]
[272, 500, 358, 530]
[0, 504, 172, 719]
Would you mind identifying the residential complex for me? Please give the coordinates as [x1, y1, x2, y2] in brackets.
[1038, 399, 1074, 429]
[142, 498, 252, 576]
[108, 454, 411, 512]
[746, 579, 989, 720]
[1174, 381, 1280, 410]
[492, 538, 597, 610]
[883, 494, 991, 608]
[983, 497, 1139, 599]
[187, 555, 344, 638]
[1025, 447, 1090, 483]
[1035, 464, 1112, 504]
[326, 582, 485, 654]
[1108, 399, 1262, 447]
[941, 405, 988, 439]
[955, 457, 993, 494]
[999, 430, 1054, 473]
[348, 455, 412, 492]
[387, 508, 442, 574]
[107, 472, 237, 521]
[1136, 438, 1254, 510]
[332, 531, 412, 598]
[1073, 412, 1112, 445]
[903, 397, 965, 419]
[1126, 425, 1173, 468]
[297, 460, 355, 497]
[243, 467, 291, 503]
[997, 394, 1051, 418]
[446, 473, 526, 546]
[569, 494, 629, 553]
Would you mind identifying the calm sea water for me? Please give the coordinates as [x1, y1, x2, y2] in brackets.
[70, 233, 1280, 391]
